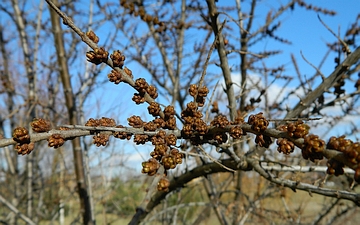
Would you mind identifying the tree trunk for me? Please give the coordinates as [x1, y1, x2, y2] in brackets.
[48, 1, 94, 224]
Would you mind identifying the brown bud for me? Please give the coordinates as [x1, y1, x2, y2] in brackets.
[157, 177, 170, 192]
[141, 158, 160, 176]
[110, 50, 126, 68]
[86, 30, 99, 44]
[93, 133, 110, 147]
[146, 85, 158, 99]
[31, 118, 51, 133]
[123, 67, 133, 79]
[113, 125, 132, 140]
[108, 70, 123, 84]
[230, 126, 243, 139]
[13, 127, 30, 144]
[148, 102, 161, 117]
[128, 115, 144, 128]
[134, 134, 148, 145]
[86, 47, 108, 65]
[16, 142, 35, 155]
[48, 134, 65, 149]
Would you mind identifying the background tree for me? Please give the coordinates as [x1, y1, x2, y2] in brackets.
[1, 0, 360, 225]
[0, 0, 119, 224]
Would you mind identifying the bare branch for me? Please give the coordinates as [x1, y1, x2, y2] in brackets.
[285, 46, 360, 119]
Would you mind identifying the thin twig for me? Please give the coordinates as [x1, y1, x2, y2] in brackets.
[198, 20, 226, 88]
[301, 51, 326, 81]
[198, 145, 236, 172]
[249, 157, 360, 205]
[318, 15, 351, 54]
[284, 46, 360, 120]
[268, 117, 322, 122]
[226, 49, 265, 58]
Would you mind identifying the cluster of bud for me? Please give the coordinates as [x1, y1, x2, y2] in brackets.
[31, 118, 51, 133]
[326, 158, 344, 176]
[86, 47, 108, 65]
[134, 78, 149, 93]
[157, 177, 170, 192]
[280, 120, 309, 139]
[48, 134, 65, 149]
[151, 131, 166, 146]
[211, 115, 230, 128]
[142, 129, 183, 181]
[255, 134, 272, 148]
[146, 85, 158, 99]
[302, 134, 325, 162]
[127, 116, 144, 128]
[86, 30, 99, 44]
[275, 121, 309, 155]
[85, 117, 116, 146]
[93, 133, 110, 147]
[248, 112, 269, 133]
[162, 149, 184, 170]
[108, 70, 123, 84]
[247, 113, 271, 147]
[181, 101, 207, 140]
[120, 0, 166, 33]
[13, 127, 30, 143]
[134, 134, 149, 145]
[138, 104, 182, 179]
[153, 118, 166, 129]
[132, 93, 145, 104]
[15, 142, 34, 155]
[276, 138, 295, 155]
[189, 84, 208, 107]
[132, 78, 159, 104]
[85, 117, 116, 127]
[148, 102, 161, 117]
[326, 136, 360, 182]
[150, 144, 167, 160]
[110, 50, 126, 68]
[165, 134, 177, 146]
[211, 101, 219, 114]
[141, 158, 160, 176]
[13, 127, 34, 155]
[163, 105, 176, 130]
[113, 125, 132, 140]
[210, 115, 231, 144]
[144, 121, 157, 131]
[229, 126, 244, 139]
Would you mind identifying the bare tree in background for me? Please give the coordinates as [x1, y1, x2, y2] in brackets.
[0, 0, 119, 224]
[1, 0, 360, 225]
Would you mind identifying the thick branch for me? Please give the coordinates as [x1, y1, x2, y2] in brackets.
[249, 156, 360, 205]
[206, 0, 237, 121]
[285, 47, 360, 119]
[129, 158, 250, 224]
